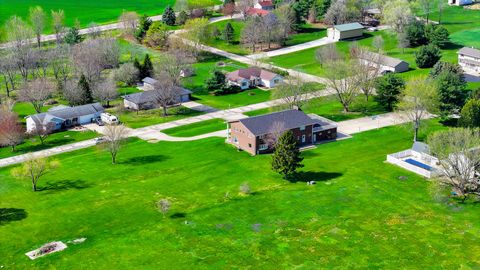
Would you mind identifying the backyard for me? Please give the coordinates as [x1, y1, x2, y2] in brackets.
[4, 120, 480, 268]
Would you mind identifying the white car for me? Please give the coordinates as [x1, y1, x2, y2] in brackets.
[94, 137, 107, 144]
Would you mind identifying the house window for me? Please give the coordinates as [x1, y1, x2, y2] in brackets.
[259, 144, 268, 150]
[242, 82, 247, 87]
[233, 136, 238, 144]
[248, 143, 252, 148]
[274, 79, 279, 83]
[300, 126, 305, 131]
[302, 135, 306, 143]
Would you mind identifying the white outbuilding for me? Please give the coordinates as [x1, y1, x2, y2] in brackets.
[327, 22, 364, 41]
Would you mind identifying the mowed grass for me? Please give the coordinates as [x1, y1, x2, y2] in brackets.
[245, 95, 388, 122]
[110, 106, 204, 129]
[4, 120, 480, 268]
[162, 119, 226, 137]
[0, 0, 176, 34]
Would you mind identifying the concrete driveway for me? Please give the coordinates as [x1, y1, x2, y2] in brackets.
[248, 37, 337, 59]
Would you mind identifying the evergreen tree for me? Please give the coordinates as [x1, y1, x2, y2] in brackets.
[205, 70, 226, 91]
[162, 6, 176, 26]
[78, 74, 93, 104]
[271, 131, 304, 180]
[430, 62, 467, 114]
[415, 44, 441, 68]
[142, 54, 154, 78]
[133, 58, 142, 80]
[177, 11, 188, 25]
[460, 98, 480, 128]
[64, 26, 82, 45]
[224, 0, 235, 4]
[135, 14, 153, 41]
[425, 24, 449, 48]
[223, 22, 234, 44]
[374, 73, 405, 111]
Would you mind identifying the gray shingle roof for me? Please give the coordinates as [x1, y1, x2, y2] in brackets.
[227, 67, 280, 82]
[236, 109, 323, 136]
[142, 77, 158, 85]
[124, 88, 192, 104]
[27, 103, 104, 125]
[334, 22, 364, 32]
[358, 51, 408, 68]
[458, 47, 480, 59]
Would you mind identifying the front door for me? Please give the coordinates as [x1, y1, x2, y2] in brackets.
[302, 135, 306, 144]
[313, 134, 317, 143]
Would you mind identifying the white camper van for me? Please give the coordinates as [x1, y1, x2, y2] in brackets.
[100, 113, 119, 125]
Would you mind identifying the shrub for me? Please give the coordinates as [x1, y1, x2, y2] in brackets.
[239, 183, 251, 195]
[374, 73, 405, 111]
[459, 99, 480, 128]
[415, 44, 441, 68]
[405, 20, 427, 47]
[113, 63, 140, 86]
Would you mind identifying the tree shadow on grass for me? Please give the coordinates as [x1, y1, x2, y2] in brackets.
[170, 212, 187, 219]
[288, 171, 343, 183]
[120, 155, 169, 165]
[0, 208, 27, 225]
[38, 179, 91, 192]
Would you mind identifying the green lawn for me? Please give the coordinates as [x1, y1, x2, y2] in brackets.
[162, 119, 226, 137]
[110, 106, 204, 129]
[0, 130, 98, 159]
[5, 120, 480, 268]
[0, 0, 176, 35]
[194, 88, 272, 110]
[207, 20, 327, 55]
[245, 95, 388, 122]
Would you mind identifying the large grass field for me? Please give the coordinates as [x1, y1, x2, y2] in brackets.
[5, 120, 480, 268]
[162, 118, 226, 137]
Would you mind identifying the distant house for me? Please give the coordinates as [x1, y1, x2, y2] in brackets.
[123, 88, 192, 110]
[245, 8, 270, 17]
[254, 0, 275, 10]
[458, 47, 480, 75]
[448, 0, 473, 6]
[227, 109, 337, 155]
[358, 51, 410, 73]
[26, 103, 104, 133]
[142, 77, 158, 91]
[327, 22, 364, 41]
[226, 67, 284, 90]
[180, 68, 195, 78]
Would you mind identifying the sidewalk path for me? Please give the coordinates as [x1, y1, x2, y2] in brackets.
[182, 101, 219, 113]
[247, 37, 337, 59]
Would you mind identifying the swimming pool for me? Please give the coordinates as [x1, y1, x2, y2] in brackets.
[404, 158, 432, 171]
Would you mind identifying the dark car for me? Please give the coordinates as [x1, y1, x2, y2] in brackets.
[95, 118, 104, 126]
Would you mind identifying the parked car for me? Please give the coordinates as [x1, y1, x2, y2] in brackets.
[367, 27, 378, 32]
[95, 118, 104, 126]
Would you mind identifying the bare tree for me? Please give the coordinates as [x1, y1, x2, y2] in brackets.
[113, 63, 140, 86]
[0, 110, 24, 152]
[418, 0, 432, 23]
[223, 2, 236, 17]
[397, 76, 439, 141]
[119, 11, 139, 36]
[241, 16, 264, 53]
[87, 22, 102, 39]
[102, 124, 129, 164]
[261, 13, 280, 49]
[323, 60, 359, 112]
[11, 156, 60, 191]
[152, 72, 182, 116]
[274, 5, 295, 44]
[382, 0, 413, 34]
[29, 6, 46, 48]
[372, 35, 384, 52]
[157, 199, 171, 217]
[181, 18, 212, 52]
[5, 16, 35, 81]
[48, 45, 72, 89]
[315, 44, 342, 67]
[265, 121, 287, 149]
[397, 32, 410, 54]
[352, 49, 382, 101]
[51, 9, 65, 44]
[236, 0, 255, 18]
[28, 122, 55, 145]
[0, 54, 18, 97]
[71, 38, 120, 84]
[429, 128, 480, 202]
[437, 0, 444, 24]
[63, 79, 85, 105]
[157, 52, 191, 86]
[324, 0, 348, 25]
[273, 76, 311, 110]
[92, 78, 118, 107]
[19, 78, 55, 113]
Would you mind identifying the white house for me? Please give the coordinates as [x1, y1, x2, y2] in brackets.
[358, 51, 410, 73]
[254, 1, 274, 10]
[448, 0, 473, 6]
[458, 47, 480, 75]
[327, 22, 364, 41]
[26, 103, 104, 133]
[226, 67, 283, 90]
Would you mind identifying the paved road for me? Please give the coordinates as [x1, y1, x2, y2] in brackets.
[247, 37, 337, 59]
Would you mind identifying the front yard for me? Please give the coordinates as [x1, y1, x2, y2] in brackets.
[162, 118, 226, 137]
[5, 120, 480, 269]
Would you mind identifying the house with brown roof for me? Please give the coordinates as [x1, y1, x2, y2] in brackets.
[227, 109, 337, 156]
[245, 7, 270, 17]
[226, 67, 284, 90]
[458, 47, 480, 75]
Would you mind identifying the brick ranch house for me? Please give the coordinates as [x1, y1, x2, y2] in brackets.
[227, 109, 337, 155]
[226, 67, 284, 90]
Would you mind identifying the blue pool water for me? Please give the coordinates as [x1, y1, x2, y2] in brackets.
[404, 158, 432, 171]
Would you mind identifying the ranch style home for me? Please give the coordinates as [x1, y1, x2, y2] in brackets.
[26, 103, 105, 133]
[123, 87, 192, 110]
[327, 22, 364, 41]
[458, 47, 480, 75]
[227, 109, 337, 156]
[254, 0, 274, 10]
[358, 51, 410, 73]
[226, 67, 284, 90]
[448, 0, 473, 5]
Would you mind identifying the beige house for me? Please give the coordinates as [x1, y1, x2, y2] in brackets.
[458, 47, 480, 75]
[327, 22, 364, 41]
[226, 67, 283, 90]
